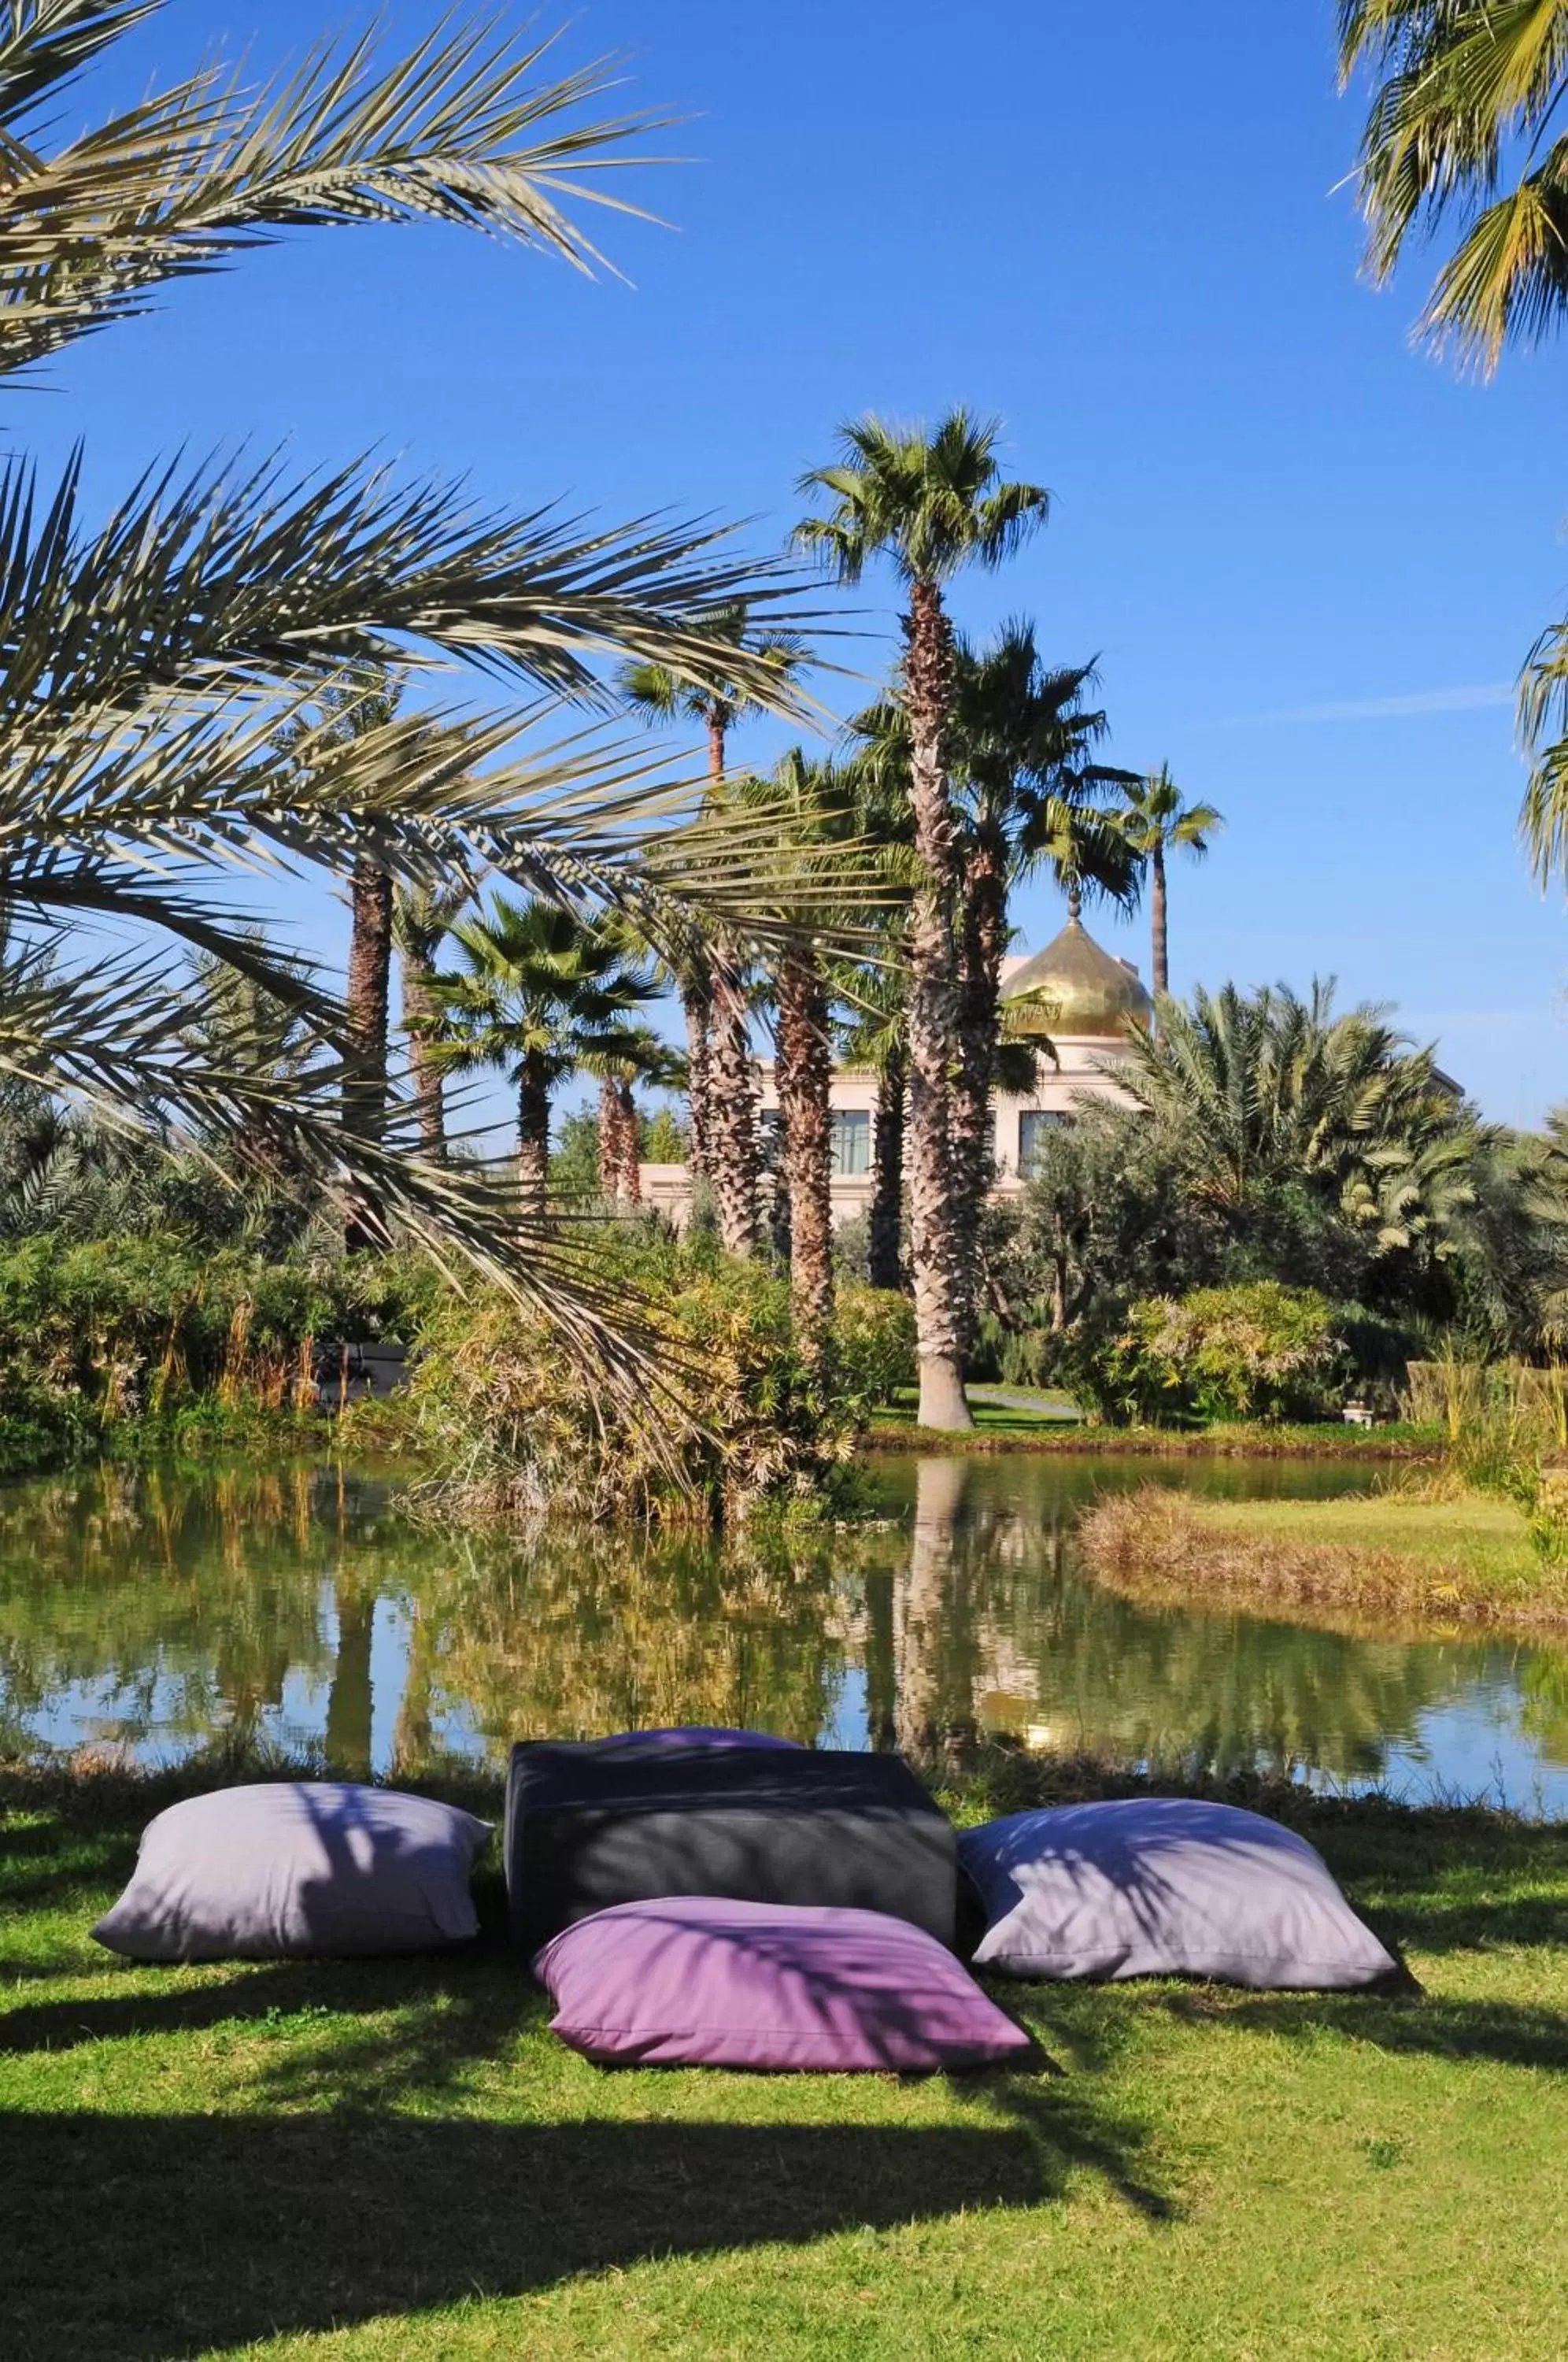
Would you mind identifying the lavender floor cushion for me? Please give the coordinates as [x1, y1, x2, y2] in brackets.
[536, 1897, 1033, 2071]
[505, 1744, 957, 1957]
[960, 1800, 1396, 1989]
[92, 1783, 492, 1963]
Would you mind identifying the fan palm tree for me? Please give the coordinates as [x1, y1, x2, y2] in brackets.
[619, 609, 803, 1256]
[1114, 764, 1223, 1001]
[427, 897, 660, 1212]
[0, 2, 815, 1400]
[796, 413, 1049, 1427]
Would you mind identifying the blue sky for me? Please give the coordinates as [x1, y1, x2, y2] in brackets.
[58, 0, 1568, 1124]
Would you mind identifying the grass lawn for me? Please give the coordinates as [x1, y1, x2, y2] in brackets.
[4, 1761, 1568, 2360]
[1081, 1485, 1568, 1631]
[867, 1395, 1440, 1460]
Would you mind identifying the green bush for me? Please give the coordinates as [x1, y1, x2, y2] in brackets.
[0, 1235, 435, 1461]
[1080, 1282, 1348, 1427]
[355, 1236, 908, 1524]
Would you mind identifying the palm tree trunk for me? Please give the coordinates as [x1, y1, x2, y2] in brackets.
[903, 577, 972, 1430]
[516, 1051, 550, 1212]
[951, 831, 1008, 1347]
[707, 947, 760, 1255]
[1152, 842, 1169, 1004]
[400, 946, 446, 1164]
[344, 846, 393, 1253]
[775, 946, 834, 1364]
[597, 1077, 620, 1200]
[681, 969, 713, 1179]
[868, 1048, 906, 1291]
[615, 1078, 642, 1204]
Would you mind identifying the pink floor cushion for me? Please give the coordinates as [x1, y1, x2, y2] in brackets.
[960, 1799, 1397, 1989]
[534, 1897, 1034, 2071]
[589, 1728, 804, 1753]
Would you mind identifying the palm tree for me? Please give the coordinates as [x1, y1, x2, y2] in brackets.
[620, 610, 802, 1255]
[834, 947, 909, 1293]
[796, 413, 1049, 1428]
[1118, 979, 1479, 1254]
[741, 750, 856, 1364]
[1114, 765, 1223, 1002]
[949, 628, 1131, 1297]
[1337, 2, 1568, 376]
[1337, 6, 1568, 905]
[427, 898, 660, 1212]
[280, 668, 408, 1248]
[586, 1025, 682, 1205]
[0, 3, 814, 1392]
[394, 879, 474, 1164]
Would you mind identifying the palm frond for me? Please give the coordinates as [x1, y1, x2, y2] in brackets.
[0, 9, 671, 372]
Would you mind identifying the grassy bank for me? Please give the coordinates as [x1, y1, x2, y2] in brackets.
[1080, 1485, 1568, 1632]
[3, 1753, 1566, 2360]
[866, 1399, 1441, 1461]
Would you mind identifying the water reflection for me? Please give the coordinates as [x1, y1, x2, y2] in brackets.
[0, 1456, 1566, 1812]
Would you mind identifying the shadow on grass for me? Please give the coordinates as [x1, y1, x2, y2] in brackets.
[1156, 1984, 1568, 2076]
[0, 2090, 1161, 2362]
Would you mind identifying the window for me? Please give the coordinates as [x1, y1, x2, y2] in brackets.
[830, 1109, 871, 1177]
[1019, 1110, 1069, 1170]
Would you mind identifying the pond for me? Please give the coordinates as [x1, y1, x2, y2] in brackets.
[2, 1453, 1566, 1815]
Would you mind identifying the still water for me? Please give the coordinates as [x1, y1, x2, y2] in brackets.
[2, 1454, 1566, 1815]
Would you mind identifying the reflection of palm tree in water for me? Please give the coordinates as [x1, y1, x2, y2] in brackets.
[897, 1457, 982, 1761]
[324, 1572, 375, 1778]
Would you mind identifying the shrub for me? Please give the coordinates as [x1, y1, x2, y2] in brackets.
[0, 1235, 435, 1458]
[355, 1236, 908, 1525]
[1080, 1282, 1348, 1427]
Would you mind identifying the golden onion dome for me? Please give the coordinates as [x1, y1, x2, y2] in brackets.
[1000, 917, 1153, 1039]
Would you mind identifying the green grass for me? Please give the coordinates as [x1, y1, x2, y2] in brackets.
[4, 1758, 1567, 2360]
[867, 1396, 1441, 1460]
[1081, 1484, 1568, 1631]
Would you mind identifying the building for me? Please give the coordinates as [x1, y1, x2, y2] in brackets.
[639, 913, 1154, 1230]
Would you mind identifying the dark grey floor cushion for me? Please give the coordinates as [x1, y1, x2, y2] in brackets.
[960, 1798, 1397, 1988]
[505, 1743, 958, 1957]
[92, 1782, 492, 1963]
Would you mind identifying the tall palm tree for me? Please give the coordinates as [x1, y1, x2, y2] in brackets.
[1114, 765, 1223, 1002]
[427, 897, 660, 1212]
[741, 749, 856, 1364]
[280, 668, 407, 1248]
[394, 879, 474, 1164]
[834, 946, 909, 1293]
[619, 609, 802, 1256]
[796, 413, 1049, 1428]
[0, 2, 815, 1401]
[950, 630, 1130, 1298]
[848, 633, 1131, 1321]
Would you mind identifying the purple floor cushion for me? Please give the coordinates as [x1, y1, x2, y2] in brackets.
[92, 1783, 492, 1963]
[960, 1799, 1396, 1990]
[535, 1897, 1033, 2071]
